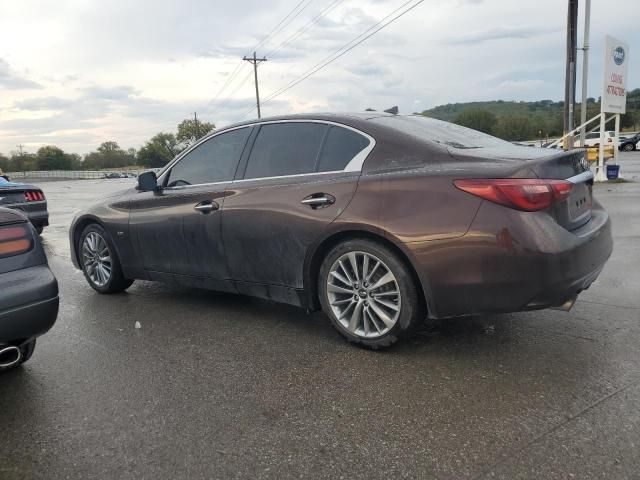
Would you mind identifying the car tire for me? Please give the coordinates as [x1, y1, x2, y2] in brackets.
[318, 239, 424, 349]
[623, 143, 634, 151]
[79, 223, 134, 294]
[35, 225, 44, 235]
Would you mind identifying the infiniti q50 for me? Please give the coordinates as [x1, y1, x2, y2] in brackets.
[69, 113, 612, 348]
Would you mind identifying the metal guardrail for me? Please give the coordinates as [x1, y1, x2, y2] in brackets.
[4, 170, 152, 180]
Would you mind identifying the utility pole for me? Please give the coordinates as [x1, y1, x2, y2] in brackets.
[243, 51, 267, 118]
[16, 144, 24, 156]
[563, 0, 578, 150]
[579, 0, 591, 147]
[193, 112, 200, 139]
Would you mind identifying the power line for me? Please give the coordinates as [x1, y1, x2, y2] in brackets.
[214, 68, 255, 113]
[265, 0, 344, 59]
[202, 0, 313, 116]
[240, 0, 425, 120]
[253, 0, 314, 52]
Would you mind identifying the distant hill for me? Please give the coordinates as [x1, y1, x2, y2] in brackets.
[419, 89, 640, 141]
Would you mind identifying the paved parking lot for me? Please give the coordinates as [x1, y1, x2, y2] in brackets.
[1, 153, 639, 479]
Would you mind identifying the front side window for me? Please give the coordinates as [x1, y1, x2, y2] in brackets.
[166, 127, 250, 187]
[317, 126, 370, 172]
[243, 123, 327, 179]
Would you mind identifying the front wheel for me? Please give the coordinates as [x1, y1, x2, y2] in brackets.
[623, 143, 635, 151]
[319, 239, 424, 349]
[79, 223, 134, 293]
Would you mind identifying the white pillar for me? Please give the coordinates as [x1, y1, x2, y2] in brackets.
[595, 113, 608, 182]
[614, 114, 620, 163]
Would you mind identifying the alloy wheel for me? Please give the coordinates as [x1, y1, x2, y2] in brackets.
[326, 251, 401, 338]
[82, 232, 112, 287]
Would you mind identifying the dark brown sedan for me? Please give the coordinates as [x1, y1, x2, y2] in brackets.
[69, 113, 612, 348]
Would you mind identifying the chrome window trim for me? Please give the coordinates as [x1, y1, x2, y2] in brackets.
[158, 119, 376, 187]
[162, 170, 354, 192]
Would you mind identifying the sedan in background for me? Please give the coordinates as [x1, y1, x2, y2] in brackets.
[619, 133, 640, 151]
[0, 207, 58, 371]
[69, 113, 612, 349]
[0, 176, 49, 234]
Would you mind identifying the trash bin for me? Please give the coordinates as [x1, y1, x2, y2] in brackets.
[606, 164, 620, 180]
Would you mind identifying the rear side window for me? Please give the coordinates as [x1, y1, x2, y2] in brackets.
[166, 127, 250, 187]
[317, 126, 370, 172]
[244, 123, 327, 179]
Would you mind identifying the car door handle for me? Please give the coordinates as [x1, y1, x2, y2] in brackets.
[194, 201, 219, 213]
[301, 194, 335, 209]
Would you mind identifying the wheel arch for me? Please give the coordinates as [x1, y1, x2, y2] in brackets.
[71, 215, 114, 269]
[303, 226, 430, 314]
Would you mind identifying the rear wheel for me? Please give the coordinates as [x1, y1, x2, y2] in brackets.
[319, 239, 423, 349]
[79, 223, 133, 293]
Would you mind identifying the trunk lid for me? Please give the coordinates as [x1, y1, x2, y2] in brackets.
[449, 145, 593, 231]
[0, 188, 26, 206]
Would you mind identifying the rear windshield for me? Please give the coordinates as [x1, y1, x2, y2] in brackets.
[370, 115, 511, 149]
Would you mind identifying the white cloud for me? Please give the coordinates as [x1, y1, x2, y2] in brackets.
[0, 0, 638, 154]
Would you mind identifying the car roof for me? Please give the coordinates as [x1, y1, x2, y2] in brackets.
[213, 112, 398, 133]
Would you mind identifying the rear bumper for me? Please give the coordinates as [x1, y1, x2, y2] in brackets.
[411, 200, 613, 319]
[2, 202, 49, 228]
[0, 265, 59, 342]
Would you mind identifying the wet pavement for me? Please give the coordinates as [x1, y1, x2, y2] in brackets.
[1, 153, 639, 479]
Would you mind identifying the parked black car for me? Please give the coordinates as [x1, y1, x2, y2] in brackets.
[0, 177, 49, 234]
[619, 133, 639, 151]
[0, 207, 58, 370]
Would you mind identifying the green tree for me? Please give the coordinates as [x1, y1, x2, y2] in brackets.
[66, 153, 82, 170]
[176, 118, 215, 147]
[9, 152, 36, 171]
[493, 116, 534, 141]
[0, 153, 9, 172]
[83, 141, 136, 169]
[36, 146, 71, 170]
[453, 108, 497, 134]
[137, 132, 180, 168]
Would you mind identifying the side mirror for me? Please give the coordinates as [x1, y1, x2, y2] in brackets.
[136, 171, 159, 192]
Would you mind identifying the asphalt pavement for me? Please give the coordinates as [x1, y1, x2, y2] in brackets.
[1, 153, 639, 479]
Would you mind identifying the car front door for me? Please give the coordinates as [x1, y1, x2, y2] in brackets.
[221, 121, 374, 294]
[129, 126, 252, 287]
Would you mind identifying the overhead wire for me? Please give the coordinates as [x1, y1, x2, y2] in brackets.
[265, 0, 345, 59]
[238, 0, 425, 120]
[202, 0, 314, 118]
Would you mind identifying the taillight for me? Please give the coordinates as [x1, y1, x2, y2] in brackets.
[24, 190, 45, 202]
[0, 224, 33, 257]
[454, 179, 573, 212]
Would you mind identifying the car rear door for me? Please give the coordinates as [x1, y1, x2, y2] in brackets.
[129, 127, 252, 286]
[221, 121, 374, 291]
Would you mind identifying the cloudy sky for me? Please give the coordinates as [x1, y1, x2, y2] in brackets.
[0, 0, 637, 154]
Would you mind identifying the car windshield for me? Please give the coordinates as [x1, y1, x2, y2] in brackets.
[370, 115, 511, 149]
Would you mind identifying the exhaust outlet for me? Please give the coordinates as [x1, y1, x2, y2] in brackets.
[550, 296, 578, 312]
[0, 345, 22, 369]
